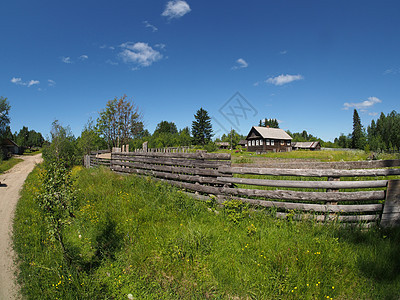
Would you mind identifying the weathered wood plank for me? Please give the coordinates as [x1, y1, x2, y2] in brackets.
[235, 159, 400, 170]
[381, 179, 400, 227]
[111, 161, 224, 177]
[220, 186, 385, 202]
[112, 155, 230, 168]
[112, 166, 226, 185]
[219, 166, 400, 177]
[113, 151, 231, 160]
[275, 213, 380, 222]
[217, 176, 388, 189]
[219, 196, 383, 213]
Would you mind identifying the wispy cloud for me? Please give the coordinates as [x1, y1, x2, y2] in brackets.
[100, 44, 115, 50]
[106, 59, 118, 66]
[79, 54, 88, 60]
[266, 74, 304, 86]
[11, 77, 40, 87]
[143, 20, 158, 32]
[280, 50, 288, 55]
[48, 79, 56, 87]
[27, 80, 40, 87]
[61, 56, 73, 64]
[119, 42, 163, 68]
[155, 43, 166, 50]
[383, 68, 399, 75]
[232, 58, 248, 70]
[162, 0, 191, 19]
[343, 96, 382, 111]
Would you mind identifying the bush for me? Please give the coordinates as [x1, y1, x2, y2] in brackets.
[204, 141, 218, 152]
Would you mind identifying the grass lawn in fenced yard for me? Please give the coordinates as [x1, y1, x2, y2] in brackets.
[13, 165, 400, 299]
[0, 157, 23, 174]
[219, 149, 400, 165]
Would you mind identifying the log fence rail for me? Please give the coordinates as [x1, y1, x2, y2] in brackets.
[84, 150, 400, 228]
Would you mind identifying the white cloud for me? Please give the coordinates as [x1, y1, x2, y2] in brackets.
[383, 68, 399, 75]
[27, 80, 40, 87]
[11, 77, 23, 85]
[11, 77, 40, 87]
[343, 96, 382, 110]
[119, 42, 163, 68]
[79, 55, 88, 60]
[232, 58, 248, 70]
[155, 43, 166, 50]
[162, 0, 191, 19]
[280, 50, 288, 55]
[106, 59, 118, 66]
[61, 56, 72, 64]
[266, 74, 304, 86]
[253, 81, 260, 86]
[48, 79, 56, 87]
[143, 20, 158, 32]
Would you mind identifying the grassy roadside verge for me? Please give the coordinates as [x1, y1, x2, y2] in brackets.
[0, 157, 23, 174]
[13, 165, 400, 299]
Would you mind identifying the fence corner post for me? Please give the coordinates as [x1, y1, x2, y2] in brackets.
[381, 179, 400, 228]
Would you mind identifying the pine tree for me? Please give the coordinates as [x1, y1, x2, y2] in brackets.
[192, 108, 213, 145]
[352, 109, 365, 149]
[259, 118, 279, 128]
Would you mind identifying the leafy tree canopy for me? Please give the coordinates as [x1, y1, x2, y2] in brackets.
[0, 97, 11, 138]
[97, 95, 143, 149]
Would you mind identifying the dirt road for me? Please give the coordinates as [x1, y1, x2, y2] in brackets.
[0, 154, 43, 299]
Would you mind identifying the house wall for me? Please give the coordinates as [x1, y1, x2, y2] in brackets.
[246, 138, 291, 153]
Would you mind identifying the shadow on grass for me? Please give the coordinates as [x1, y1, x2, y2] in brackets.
[337, 226, 400, 284]
[75, 215, 123, 272]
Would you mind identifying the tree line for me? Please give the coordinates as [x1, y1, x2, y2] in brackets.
[338, 109, 400, 152]
[1, 97, 45, 160]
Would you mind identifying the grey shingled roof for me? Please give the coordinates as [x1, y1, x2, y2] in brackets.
[249, 126, 292, 140]
[292, 141, 320, 148]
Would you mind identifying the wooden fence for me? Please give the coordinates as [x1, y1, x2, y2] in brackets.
[85, 151, 400, 228]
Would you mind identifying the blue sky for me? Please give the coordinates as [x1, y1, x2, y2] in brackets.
[1, 0, 399, 142]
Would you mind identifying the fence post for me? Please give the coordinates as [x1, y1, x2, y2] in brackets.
[381, 180, 400, 228]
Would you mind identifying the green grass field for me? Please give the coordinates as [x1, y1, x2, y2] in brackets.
[0, 157, 23, 174]
[13, 165, 400, 299]
[223, 149, 400, 164]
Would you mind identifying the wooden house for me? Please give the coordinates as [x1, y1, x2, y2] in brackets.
[215, 142, 230, 149]
[291, 141, 321, 151]
[245, 126, 292, 153]
[1, 138, 22, 157]
[238, 139, 247, 147]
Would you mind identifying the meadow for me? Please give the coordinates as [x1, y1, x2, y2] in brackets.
[228, 149, 399, 165]
[13, 164, 400, 299]
[0, 157, 23, 174]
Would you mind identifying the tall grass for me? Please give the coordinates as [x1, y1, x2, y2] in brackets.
[227, 149, 400, 163]
[13, 165, 400, 299]
[0, 157, 23, 174]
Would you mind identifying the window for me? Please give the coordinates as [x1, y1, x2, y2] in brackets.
[260, 139, 263, 145]
[271, 139, 275, 146]
[266, 139, 270, 146]
[287, 141, 291, 146]
[256, 140, 259, 146]
[252, 140, 255, 146]
[281, 140, 284, 145]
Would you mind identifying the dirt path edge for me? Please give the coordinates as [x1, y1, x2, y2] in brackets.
[0, 154, 43, 299]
